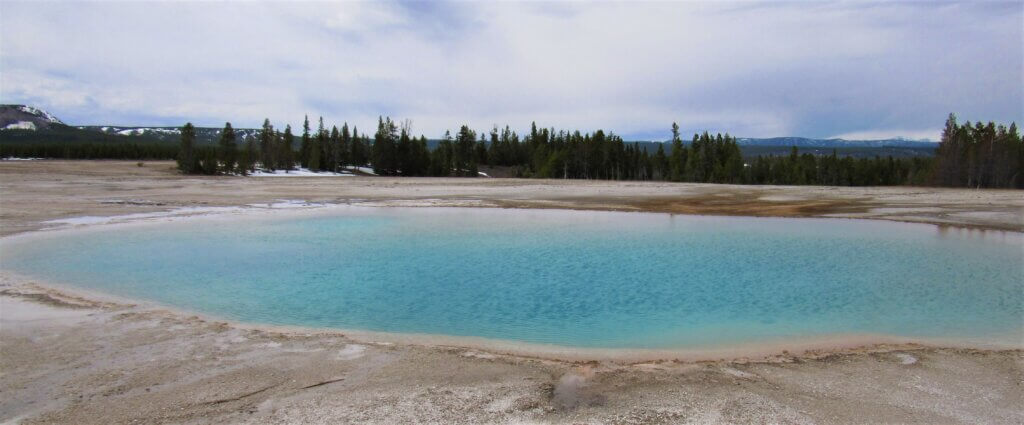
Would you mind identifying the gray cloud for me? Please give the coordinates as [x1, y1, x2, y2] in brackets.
[1, 1, 1020, 140]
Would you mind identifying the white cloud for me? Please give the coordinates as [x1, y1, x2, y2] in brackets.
[0, 1, 1020, 139]
[322, 2, 409, 32]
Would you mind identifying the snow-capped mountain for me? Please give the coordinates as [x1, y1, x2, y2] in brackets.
[0, 105, 67, 130]
[3, 104, 939, 152]
[78, 126, 263, 144]
[734, 136, 935, 148]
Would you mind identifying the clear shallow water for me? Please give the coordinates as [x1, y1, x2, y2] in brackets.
[2, 207, 1022, 349]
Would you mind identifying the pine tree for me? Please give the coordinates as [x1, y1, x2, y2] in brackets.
[281, 124, 295, 172]
[258, 119, 274, 171]
[300, 115, 311, 168]
[488, 126, 502, 166]
[330, 125, 341, 172]
[414, 135, 431, 175]
[339, 123, 351, 169]
[669, 122, 686, 181]
[237, 136, 251, 176]
[178, 122, 196, 174]
[476, 133, 488, 166]
[199, 147, 218, 175]
[433, 130, 455, 176]
[372, 116, 399, 175]
[350, 126, 366, 168]
[245, 136, 256, 174]
[454, 125, 477, 177]
[397, 125, 412, 175]
[218, 122, 237, 174]
[309, 117, 324, 171]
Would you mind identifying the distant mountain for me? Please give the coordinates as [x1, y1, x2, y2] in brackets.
[630, 136, 934, 148]
[0, 105, 68, 130]
[78, 125, 938, 150]
[78, 126, 264, 144]
[735, 136, 935, 148]
[622, 139, 935, 159]
[4, 104, 938, 159]
[0, 106, 170, 146]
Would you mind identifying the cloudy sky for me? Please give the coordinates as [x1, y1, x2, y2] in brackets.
[1, 1, 1020, 141]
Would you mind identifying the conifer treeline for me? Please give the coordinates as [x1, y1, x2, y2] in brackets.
[0, 142, 177, 160]
[932, 114, 1022, 188]
[172, 113, 1020, 188]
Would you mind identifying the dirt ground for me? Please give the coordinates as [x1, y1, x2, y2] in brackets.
[1, 160, 1022, 424]
[0, 160, 1021, 237]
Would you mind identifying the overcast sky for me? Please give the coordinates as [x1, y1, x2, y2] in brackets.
[1, 1, 1020, 141]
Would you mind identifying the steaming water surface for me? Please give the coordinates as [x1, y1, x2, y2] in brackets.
[3, 207, 1022, 349]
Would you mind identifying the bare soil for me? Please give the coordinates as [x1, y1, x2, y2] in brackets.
[1, 160, 1022, 424]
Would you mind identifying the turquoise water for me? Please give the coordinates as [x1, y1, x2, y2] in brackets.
[2, 207, 1022, 349]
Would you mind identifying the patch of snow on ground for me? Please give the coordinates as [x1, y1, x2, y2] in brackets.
[250, 167, 355, 177]
[478, 171, 490, 177]
[336, 344, 366, 360]
[4, 121, 36, 130]
[345, 166, 377, 175]
[461, 351, 497, 360]
[894, 353, 918, 365]
[2, 157, 41, 161]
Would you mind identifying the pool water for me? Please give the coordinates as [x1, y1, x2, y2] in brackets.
[3, 207, 1021, 349]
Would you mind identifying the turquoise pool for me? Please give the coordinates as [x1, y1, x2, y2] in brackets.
[2, 207, 1021, 349]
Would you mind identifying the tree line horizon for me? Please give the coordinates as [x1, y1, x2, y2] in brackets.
[0, 113, 1017, 188]
[173, 113, 1019, 188]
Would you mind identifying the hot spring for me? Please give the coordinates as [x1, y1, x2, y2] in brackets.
[2, 207, 1021, 350]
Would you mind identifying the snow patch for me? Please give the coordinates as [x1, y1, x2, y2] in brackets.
[4, 121, 37, 130]
[344, 166, 377, 175]
[102, 127, 181, 136]
[147, 128, 181, 135]
[894, 353, 918, 365]
[249, 167, 355, 177]
[336, 344, 367, 360]
[461, 350, 497, 360]
[2, 157, 41, 161]
[18, 105, 63, 124]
